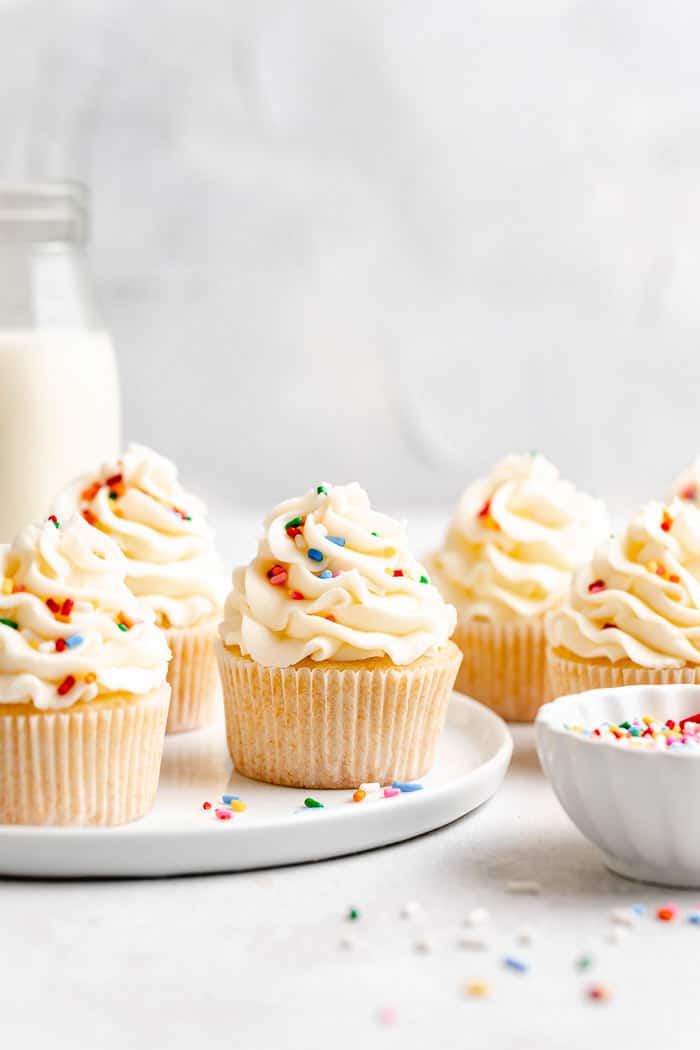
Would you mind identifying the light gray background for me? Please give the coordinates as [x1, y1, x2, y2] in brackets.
[2, 0, 699, 516]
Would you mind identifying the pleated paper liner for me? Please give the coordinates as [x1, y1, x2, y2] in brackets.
[547, 647, 700, 698]
[452, 616, 551, 722]
[216, 641, 462, 788]
[0, 684, 170, 826]
[163, 620, 221, 734]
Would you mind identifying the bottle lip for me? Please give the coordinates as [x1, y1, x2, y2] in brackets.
[0, 180, 90, 243]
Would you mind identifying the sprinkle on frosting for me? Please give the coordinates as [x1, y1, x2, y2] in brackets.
[427, 454, 609, 622]
[547, 500, 700, 668]
[0, 515, 170, 710]
[54, 444, 225, 629]
[220, 482, 456, 667]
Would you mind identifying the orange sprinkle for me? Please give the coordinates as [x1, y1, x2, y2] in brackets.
[81, 481, 101, 502]
[661, 510, 673, 532]
[84, 673, 97, 684]
[82, 509, 98, 526]
[353, 790, 366, 803]
[326, 614, 337, 622]
[669, 574, 681, 584]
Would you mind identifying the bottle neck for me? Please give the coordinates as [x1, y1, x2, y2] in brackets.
[0, 240, 102, 331]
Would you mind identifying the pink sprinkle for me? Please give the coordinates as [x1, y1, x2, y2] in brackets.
[377, 1006, 397, 1026]
[384, 787, 400, 798]
[215, 808, 233, 821]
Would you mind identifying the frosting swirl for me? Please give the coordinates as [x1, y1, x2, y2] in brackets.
[428, 454, 609, 622]
[220, 482, 456, 667]
[0, 515, 170, 710]
[546, 500, 700, 668]
[54, 444, 225, 629]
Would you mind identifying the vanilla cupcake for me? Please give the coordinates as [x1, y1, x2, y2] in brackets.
[428, 454, 609, 721]
[547, 499, 700, 695]
[0, 515, 171, 825]
[55, 444, 225, 733]
[218, 483, 461, 788]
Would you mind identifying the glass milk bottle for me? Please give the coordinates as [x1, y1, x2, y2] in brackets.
[0, 182, 121, 541]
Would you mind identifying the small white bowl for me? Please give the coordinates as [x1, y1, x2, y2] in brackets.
[536, 684, 700, 888]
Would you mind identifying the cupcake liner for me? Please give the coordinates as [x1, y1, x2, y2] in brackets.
[452, 617, 550, 722]
[0, 684, 170, 826]
[163, 621, 221, 734]
[547, 648, 700, 698]
[216, 642, 462, 788]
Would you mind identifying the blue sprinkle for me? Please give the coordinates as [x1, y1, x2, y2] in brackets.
[689, 913, 700, 925]
[64, 634, 84, 649]
[318, 569, 333, 580]
[222, 794, 240, 803]
[307, 548, 324, 562]
[392, 780, 424, 793]
[327, 536, 346, 547]
[503, 956, 528, 973]
[630, 903, 646, 916]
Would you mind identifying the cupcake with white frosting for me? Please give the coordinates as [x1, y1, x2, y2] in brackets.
[428, 454, 609, 720]
[54, 444, 225, 733]
[0, 514, 171, 825]
[547, 499, 700, 695]
[218, 482, 461, 788]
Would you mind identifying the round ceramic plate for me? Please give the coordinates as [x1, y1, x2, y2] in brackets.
[0, 694, 512, 878]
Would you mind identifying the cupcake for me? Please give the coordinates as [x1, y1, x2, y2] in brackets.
[54, 444, 225, 733]
[217, 482, 461, 788]
[547, 499, 700, 696]
[0, 514, 171, 825]
[428, 454, 608, 721]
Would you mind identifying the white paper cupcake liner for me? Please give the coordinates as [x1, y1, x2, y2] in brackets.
[547, 648, 700, 698]
[163, 621, 220, 734]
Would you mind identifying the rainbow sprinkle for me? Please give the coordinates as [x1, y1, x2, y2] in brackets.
[565, 714, 700, 749]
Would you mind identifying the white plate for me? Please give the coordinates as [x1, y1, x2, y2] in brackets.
[0, 694, 512, 878]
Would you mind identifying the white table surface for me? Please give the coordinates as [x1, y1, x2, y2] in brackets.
[2, 509, 699, 1050]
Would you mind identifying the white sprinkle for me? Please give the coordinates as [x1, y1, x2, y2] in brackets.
[464, 908, 490, 927]
[294, 534, 306, 551]
[457, 934, 489, 951]
[516, 925, 536, 946]
[400, 900, 421, 919]
[606, 927, 628, 945]
[339, 935, 355, 950]
[506, 880, 542, 895]
[359, 782, 381, 794]
[414, 937, 433, 954]
[610, 908, 637, 927]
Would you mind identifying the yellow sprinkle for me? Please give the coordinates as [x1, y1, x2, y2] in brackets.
[643, 716, 654, 725]
[1, 578, 12, 595]
[464, 980, 490, 998]
[646, 560, 659, 574]
[84, 673, 97, 684]
[230, 800, 247, 812]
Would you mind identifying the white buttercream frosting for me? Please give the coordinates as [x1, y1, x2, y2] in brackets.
[54, 444, 225, 628]
[546, 500, 700, 668]
[0, 515, 170, 710]
[220, 482, 456, 668]
[428, 454, 609, 622]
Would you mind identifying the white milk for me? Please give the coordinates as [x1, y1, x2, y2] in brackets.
[0, 330, 121, 541]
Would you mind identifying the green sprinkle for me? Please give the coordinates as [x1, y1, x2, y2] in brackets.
[316, 485, 328, 495]
[619, 721, 631, 730]
[0, 618, 19, 630]
[348, 907, 360, 921]
[184, 515, 191, 521]
[576, 953, 594, 971]
[117, 622, 128, 632]
[371, 531, 379, 537]
[304, 797, 324, 808]
[419, 575, 429, 584]
[285, 517, 303, 530]
[108, 491, 118, 500]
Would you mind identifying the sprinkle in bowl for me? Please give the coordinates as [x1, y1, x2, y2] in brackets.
[536, 684, 700, 888]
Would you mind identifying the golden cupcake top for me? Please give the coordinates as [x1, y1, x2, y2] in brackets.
[428, 454, 609, 623]
[54, 444, 225, 629]
[546, 500, 700, 668]
[220, 482, 456, 668]
[0, 515, 170, 710]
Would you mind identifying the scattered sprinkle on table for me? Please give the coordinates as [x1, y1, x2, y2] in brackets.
[503, 956, 528, 974]
[304, 797, 324, 808]
[610, 907, 637, 927]
[392, 780, 423, 792]
[657, 904, 678, 922]
[576, 953, 594, 971]
[506, 880, 541, 895]
[516, 925, 535, 946]
[348, 907, 360, 921]
[383, 787, 401, 798]
[464, 908, 489, 927]
[565, 714, 700, 749]
[413, 937, 433, 954]
[215, 808, 233, 821]
[458, 934, 489, 951]
[377, 1005, 397, 1027]
[464, 980, 490, 999]
[689, 910, 700, 925]
[587, 984, 611, 1002]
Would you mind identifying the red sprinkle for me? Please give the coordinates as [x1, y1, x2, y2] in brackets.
[290, 591, 305, 601]
[477, 499, 491, 519]
[267, 565, 288, 586]
[669, 574, 681, 584]
[588, 579, 606, 594]
[393, 569, 404, 577]
[215, 808, 233, 821]
[57, 675, 76, 697]
[602, 623, 616, 630]
[46, 598, 60, 614]
[61, 598, 74, 617]
[286, 526, 301, 538]
[105, 473, 123, 487]
[55, 638, 66, 653]
[202, 801, 212, 811]
[326, 614, 337, 623]
[48, 514, 59, 526]
[680, 712, 700, 729]
[82, 509, 98, 526]
[657, 905, 678, 922]
[681, 484, 698, 502]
